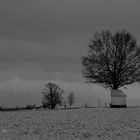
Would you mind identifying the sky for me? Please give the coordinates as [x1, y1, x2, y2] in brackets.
[0, 0, 140, 107]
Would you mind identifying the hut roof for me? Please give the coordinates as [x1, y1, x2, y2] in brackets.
[111, 89, 127, 97]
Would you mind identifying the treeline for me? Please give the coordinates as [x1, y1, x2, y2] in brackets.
[0, 83, 76, 111]
[0, 104, 38, 111]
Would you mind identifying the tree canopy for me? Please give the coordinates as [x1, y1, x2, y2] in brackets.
[82, 30, 140, 90]
[42, 83, 64, 109]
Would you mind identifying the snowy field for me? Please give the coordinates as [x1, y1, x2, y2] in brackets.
[0, 107, 140, 140]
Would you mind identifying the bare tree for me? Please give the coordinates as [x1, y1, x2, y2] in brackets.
[84, 102, 88, 108]
[68, 91, 75, 108]
[82, 30, 140, 90]
[63, 100, 67, 109]
[42, 83, 64, 109]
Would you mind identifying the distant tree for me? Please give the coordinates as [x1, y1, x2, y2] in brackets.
[42, 83, 64, 109]
[82, 30, 140, 90]
[98, 98, 101, 108]
[15, 105, 19, 110]
[25, 105, 35, 110]
[62, 100, 67, 109]
[68, 91, 75, 108]
[0, 106, 3, 111]
[84, 102, 88, 108]
[104, 102, 107, 108]
[33, 104, 37, 109]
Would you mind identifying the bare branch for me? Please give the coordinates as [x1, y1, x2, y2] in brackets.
[82, 30, 140, 89]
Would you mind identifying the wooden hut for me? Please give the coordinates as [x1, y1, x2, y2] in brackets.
[110, 89, 127, 108]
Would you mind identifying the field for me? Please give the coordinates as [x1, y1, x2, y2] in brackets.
[0, 108, 140, 140]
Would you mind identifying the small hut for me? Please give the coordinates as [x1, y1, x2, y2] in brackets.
[110, 89, 127, 108]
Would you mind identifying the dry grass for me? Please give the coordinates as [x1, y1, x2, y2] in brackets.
[0, 108, 140, 140]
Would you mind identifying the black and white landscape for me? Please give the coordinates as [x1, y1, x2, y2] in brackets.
[0, 1, 140, 140]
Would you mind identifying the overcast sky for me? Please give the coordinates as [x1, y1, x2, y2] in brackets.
[0, 0, 140, 107]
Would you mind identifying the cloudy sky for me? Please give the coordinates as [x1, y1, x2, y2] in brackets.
[0, 0, 140, 107]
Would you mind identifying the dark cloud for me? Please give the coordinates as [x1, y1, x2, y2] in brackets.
[0, 0, 139, 41]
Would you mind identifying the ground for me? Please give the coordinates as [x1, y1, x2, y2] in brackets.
[0, 107, 140, 140]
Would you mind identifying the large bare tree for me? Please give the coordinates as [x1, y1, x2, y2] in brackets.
[42, 83, 64, 109]
[82, 30, 140, 90]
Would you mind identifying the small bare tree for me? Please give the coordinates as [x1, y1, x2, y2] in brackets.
[42, 83, 64, 109]
[82, 30, 140, 90]
[68, 91, 75, 108]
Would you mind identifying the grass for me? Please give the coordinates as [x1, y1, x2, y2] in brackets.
[0, 107, 140, 139]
